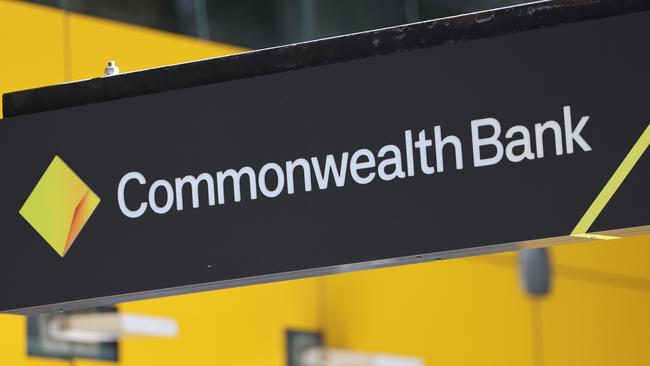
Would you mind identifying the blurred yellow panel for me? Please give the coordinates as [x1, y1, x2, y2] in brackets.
[0, 0, 65, 118]
[550, 234, 650, 281]
[540, 272, 650, 365]
[323, 258, 535, 366]
[75, 278, 321, 366]
[0, 315, 25, 365]
[68, 12, 247, 81]
[0, 314, 71, 366]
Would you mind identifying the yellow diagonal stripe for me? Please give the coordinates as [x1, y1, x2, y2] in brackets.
[571, 123, 650, 236]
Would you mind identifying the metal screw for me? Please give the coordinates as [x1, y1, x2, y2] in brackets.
[104, 60, 120, 77]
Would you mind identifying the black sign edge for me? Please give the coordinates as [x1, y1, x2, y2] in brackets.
[4, 0, 650, 118]
[4, 227, 649, 315]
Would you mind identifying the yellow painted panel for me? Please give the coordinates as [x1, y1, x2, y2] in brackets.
[540, 271, 650, 365]
[1, 278, 320, 366]
[550, 234, 650, 281]
[0, 0, 65, 118]
[103, 279, 319, 366]
[0, 314, 69, 366]
[68, 12, 246, 81]
[323, 257, 535, 366]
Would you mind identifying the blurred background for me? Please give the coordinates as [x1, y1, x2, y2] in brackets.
[1, 0, 650, 365]
[24, 0, 527, 49]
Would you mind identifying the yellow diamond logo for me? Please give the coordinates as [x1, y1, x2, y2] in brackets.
[19, 156, 100, 257]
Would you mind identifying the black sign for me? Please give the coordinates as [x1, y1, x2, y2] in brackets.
[1, 0, 648, 314]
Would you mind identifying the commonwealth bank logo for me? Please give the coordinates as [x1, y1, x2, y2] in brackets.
[19, 156, 100, 257]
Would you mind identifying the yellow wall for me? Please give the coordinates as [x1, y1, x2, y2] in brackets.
[1, 1, 649, 366]
[541, 235, 650, 365]
[323, 235, 650, 366]
[114, 280, 321, 366]
[322, 255, 536, 365]
[0, 279, 322, 366]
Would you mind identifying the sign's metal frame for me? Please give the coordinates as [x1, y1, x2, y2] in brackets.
[8, 228, 650, 315]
